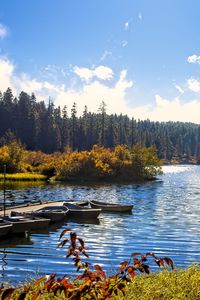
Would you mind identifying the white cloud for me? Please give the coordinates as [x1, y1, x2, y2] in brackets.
[0, 57, 132, 116]
[100, 50, 112, 61]
[122, 40, 128, 47]
[0, 57, 63, 97]
[124, 21, 129, 31]
[132, 95, 200, 123]
[187, 54, 200, 64]
[73, 65, 113, 82]
[55, 69, 133, 115]
[175, 84, 184, 94]
[1, 57, 200, 124]
[187, 78, 200, 92]
[0, 23, 8, 39]
[0, 58, 14, 91]
[138, 12, 143, 20]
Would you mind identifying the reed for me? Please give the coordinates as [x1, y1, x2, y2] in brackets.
[0, 173, 47, 181]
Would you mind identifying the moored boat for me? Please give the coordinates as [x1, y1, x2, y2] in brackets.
[10, 211, 51, 229]
[1, 216, 36, 233]
[32, 206, 67, 223]
[0, 221, 13, 237]
[63, 202, 101, 219]
[64, 200, 89, 207]
[89, 200, 133, 213]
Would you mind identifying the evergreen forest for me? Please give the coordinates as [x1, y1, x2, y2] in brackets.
[0, 87, 200, 163]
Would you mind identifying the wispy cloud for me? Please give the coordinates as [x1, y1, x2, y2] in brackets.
[138, 12, 143, 20]
[175, 84, 184, 94]
[122, 40, 128, 47]
[100, 50, 112, 61]
[187, 54, 200, 64]
[0, 23, 8, 39]
[124, 21, 129, 31]
[73, 65, 114, 82]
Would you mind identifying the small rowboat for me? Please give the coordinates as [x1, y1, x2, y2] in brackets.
[1, 216, 36, 233]
[89, 200, 133, 213]
[63, 202, 101, 219]
[10, 211, 51, 229]
[32, 206, 67, 223]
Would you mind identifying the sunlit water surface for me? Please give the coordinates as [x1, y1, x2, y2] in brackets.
[0, 165, 199, 284]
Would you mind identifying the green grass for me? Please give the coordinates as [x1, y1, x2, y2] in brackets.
[0, 173, 48, 181]
[1, 266, 199, 300]
[120, 265, 200, 300]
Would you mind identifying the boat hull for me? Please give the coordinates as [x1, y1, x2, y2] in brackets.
[90, 200, 133, 213]
[10, 211, 51, 230]
[64, 203, 101, 219]
[2, 216, 35, 233]
[0, 223, 13, 237]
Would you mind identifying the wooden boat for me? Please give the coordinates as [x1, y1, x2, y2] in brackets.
[1, 216, 36, 233]
[32, 206, 67, 223]
[64, 200, 89, 207]
[0, 221, 13, 237]
[89, 200, 133, 213]
[63, 202, 101, 219]
[10, 211, 51, 229]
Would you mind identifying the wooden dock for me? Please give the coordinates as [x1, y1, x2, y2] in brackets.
[0, 201, 64, 216]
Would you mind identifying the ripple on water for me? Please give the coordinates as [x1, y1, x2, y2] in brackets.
[0, 165, 200, 283]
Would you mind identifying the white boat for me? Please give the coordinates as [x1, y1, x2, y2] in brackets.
[89, 200, 133, 213]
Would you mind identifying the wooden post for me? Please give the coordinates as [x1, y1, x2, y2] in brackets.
[3, 164, 6, 217]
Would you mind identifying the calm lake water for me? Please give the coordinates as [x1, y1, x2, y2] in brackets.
[0, 165, 200, 284]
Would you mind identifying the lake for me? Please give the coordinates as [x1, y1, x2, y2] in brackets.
[0, 165, 200, 284]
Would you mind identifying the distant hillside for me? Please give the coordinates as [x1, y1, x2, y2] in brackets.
[0, 88, 200, 163]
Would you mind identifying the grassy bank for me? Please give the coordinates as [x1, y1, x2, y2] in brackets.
[0, 173, 48, 181]
[124, 265, 200, 300]
[0, 266, 199, 300]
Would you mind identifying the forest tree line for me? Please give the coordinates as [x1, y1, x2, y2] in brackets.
[0, 87, 200, 163]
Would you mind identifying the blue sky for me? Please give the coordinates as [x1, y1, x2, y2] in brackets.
[0, 0, 200, 123]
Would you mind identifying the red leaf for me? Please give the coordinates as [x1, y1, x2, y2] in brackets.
[133, 258, 140, 265]
[60, 278, 74, 290]
[82, 250, 89, 258]
[146, 252, 158, 259]
[78, 238, 85, 248]
[57, 239, 69, 247]
[131, 252, 141, 257]
[59, 228, 71, 240]
[118, 260, 128, 270]
[163, 257, 174, 269]
[70, 232, 77, 248]
[66, 248, 73, 257]
[155, 258, 165, 267]
[94, 265, 106, 278]
[127, 266, 135, 278]
[141, 254, 147, 261]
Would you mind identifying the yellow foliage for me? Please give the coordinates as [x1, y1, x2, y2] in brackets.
[0, 142, 162, 181]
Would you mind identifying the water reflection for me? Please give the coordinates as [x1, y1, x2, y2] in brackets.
[0, 165, 199, 283]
